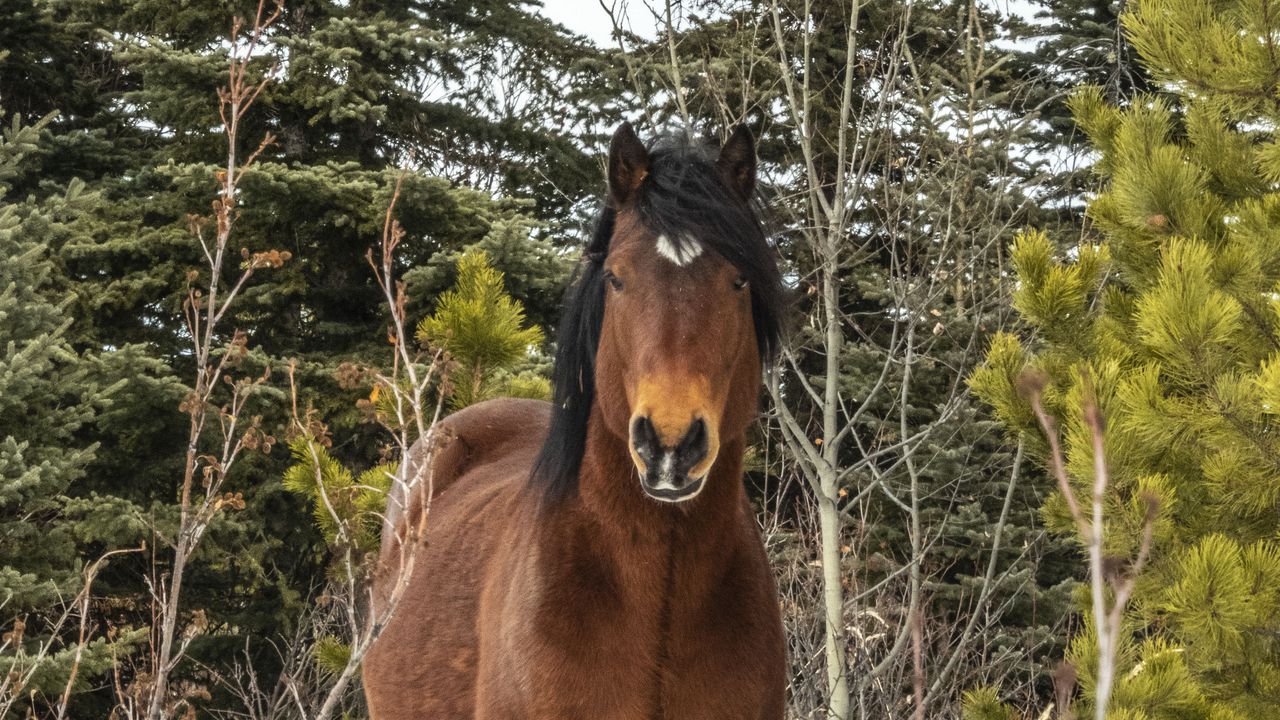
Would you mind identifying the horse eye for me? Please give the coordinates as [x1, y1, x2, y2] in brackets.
[733, 277, 749, 291]
[606, 272, 624, 291]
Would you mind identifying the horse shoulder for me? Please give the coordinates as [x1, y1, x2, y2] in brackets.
[379, 397, 552, 561]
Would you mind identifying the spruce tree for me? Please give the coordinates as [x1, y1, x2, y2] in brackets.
[973, 1, 1280, 716]
[1010, 0, 1154, 206]
[0, 108, 141, 716]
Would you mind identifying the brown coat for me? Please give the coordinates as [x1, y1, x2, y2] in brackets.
[362, 397, 786, 719]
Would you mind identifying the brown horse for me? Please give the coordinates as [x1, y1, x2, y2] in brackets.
[363, 123, 788, 719]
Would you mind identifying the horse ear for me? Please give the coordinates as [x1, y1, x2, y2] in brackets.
[608, 122, 650, 206]
[717, 125, 756, 200]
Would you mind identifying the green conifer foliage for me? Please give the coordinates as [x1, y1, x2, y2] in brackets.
[0, 1, 604, 710]
[285, 248, 545, 568]
[961, 687, 1020, 720]
[973, 2, 1280, 715]
[0, 109, 141, 714]
[282, 442, 393, 556]
[1008, 0, 1154, 211]
[416, 249, 546, 409]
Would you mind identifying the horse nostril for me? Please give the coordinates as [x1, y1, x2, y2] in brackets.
[630, 416, 660, 463]
[678, 418, 706, 453]
[674, 418, 709, 473]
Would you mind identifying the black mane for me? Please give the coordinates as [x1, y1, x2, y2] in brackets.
[530, 134, 786, 503]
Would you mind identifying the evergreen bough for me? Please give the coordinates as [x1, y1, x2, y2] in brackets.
[417, 249, 547, 409]
[0, 108, 141, 715]
[972, 1, 1280, 716]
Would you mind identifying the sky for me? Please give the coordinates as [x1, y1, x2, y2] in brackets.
[537, 0, 658, 45]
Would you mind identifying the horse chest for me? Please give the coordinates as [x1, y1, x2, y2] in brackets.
[476, 527, 782, 720]
[480, 601, 775, 719]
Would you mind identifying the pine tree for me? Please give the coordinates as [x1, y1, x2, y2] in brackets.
[280, 245, 549, 700]
[416, 249, 547, 409]
[973, 1, 1280, 716]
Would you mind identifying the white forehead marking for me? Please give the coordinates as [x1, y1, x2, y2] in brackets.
[655, 234, 703, 266]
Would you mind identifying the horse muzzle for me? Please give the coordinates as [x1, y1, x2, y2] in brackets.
[629, 415, 715, 502]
